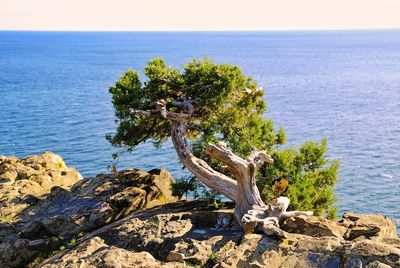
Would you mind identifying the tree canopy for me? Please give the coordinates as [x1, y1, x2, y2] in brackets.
[108, 58, 284, 154]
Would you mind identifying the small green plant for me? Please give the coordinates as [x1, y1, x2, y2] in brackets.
[204, 191, 223, 209]
[220, 242, 233, 251]
[172, 175, 201, 199]
[205, 252, 219, 267]
[68, 238, 78, 246]
[28, 257, 44, 268]
[50, 244, 68, 256]
[148, 220, 159, 227]
[207, 252, 217, 261]
[184, 261, 201, 268]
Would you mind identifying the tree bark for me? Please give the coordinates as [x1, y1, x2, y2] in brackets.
[170, 121, 238, 202]
[130, 99, 313, 236]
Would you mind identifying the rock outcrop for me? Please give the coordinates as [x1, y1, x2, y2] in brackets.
[0, 152, 175, 267]
[18, 168, 174, 241]
[1, 152, 399, 268]
[42, 201, 399, 268]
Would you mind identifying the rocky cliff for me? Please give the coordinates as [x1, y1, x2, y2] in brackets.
[1, 152, 399, 268]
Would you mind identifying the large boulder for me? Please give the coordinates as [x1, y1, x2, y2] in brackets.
[0, 152, 82, 222]
[281, 212, 398, 242]
[72, 168, 174, 212]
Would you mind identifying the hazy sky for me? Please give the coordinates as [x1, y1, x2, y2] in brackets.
[1, 0, 400, 31]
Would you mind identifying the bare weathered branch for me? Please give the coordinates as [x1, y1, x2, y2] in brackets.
[171, 99, 195, 115]
[130, 109, 158, 118]
[280, 211, 314, 221]
[205, 142, 247, 175]
[170, 121, 238, 202]
[247, 146, 274, 168]
[129, 108, 191, 121]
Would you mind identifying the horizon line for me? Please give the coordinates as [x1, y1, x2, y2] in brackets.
[1, 27, 400, 33]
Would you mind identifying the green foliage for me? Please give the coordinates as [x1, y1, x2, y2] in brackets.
[206, 252, 219, 267]
[68, 238, 78, 247]
[204, 191, 224, 209]
[172, 175, 202, 199]
[207, 252, 218, 261]
[258, 138, 339, 219]
[107, 57, 283, 154]
[185, 261, 201, 268]
[148, 220, 159, 228]
[108, 57, 339, 218]
[172, 176, 224, 210]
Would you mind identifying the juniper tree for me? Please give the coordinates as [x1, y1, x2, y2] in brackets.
[107, 57, 339, 236]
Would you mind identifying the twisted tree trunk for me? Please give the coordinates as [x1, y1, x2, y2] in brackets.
[131, 99, 312, 236]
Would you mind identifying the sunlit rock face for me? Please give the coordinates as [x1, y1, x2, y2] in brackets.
[0, 152, 83, 222]
[1, 152, 399, 268]
[0, 152, 175, 267]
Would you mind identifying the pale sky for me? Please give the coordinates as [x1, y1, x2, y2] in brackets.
[1, 0, 400, 31]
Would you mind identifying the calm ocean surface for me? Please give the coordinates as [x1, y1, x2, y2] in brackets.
[0, 30, 399, 227]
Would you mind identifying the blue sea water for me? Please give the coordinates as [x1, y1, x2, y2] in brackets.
[0, 30, 399, 227]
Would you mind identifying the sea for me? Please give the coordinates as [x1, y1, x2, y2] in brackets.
[0, 30, 399, 228]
